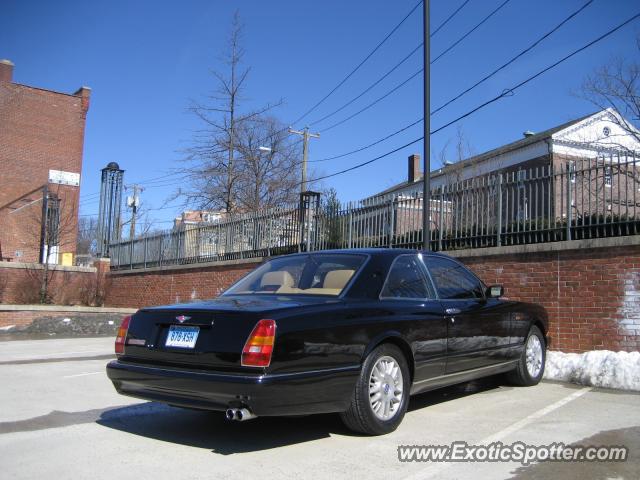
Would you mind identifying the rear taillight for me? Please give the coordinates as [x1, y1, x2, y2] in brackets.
[115, 315, 131, 355]
[241, 319, 276, 367]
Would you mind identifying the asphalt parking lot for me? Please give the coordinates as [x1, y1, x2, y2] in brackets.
[0, 337, 638, 480]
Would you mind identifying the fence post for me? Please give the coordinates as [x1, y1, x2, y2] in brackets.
[306, 207, 312, 253]
[267, 217, 272, 258]
[143, 235, 148, 269]
[438, 186, 444, 251]
[347, 205, 353, 249]
[176, 230, 182, 265]
[496, 174, 503, 246]
[388, 200, 394, 247]
[566, 163, 572, 241]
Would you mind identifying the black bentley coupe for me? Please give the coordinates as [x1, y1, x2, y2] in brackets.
[107, 249, 548, 435]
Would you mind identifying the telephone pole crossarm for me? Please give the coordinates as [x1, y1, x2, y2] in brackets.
[289, 127, 320, 192]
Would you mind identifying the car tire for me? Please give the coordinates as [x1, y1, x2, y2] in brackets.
[507, 325, 546, 386]
[340, 343, 410, 435]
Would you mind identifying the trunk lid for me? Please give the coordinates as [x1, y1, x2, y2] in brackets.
[122, 295, 340, 372]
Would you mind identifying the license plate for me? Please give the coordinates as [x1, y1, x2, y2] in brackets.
[165, 325, 200, 349]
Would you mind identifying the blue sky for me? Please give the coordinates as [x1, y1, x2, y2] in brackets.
[2, 0, 639, 230]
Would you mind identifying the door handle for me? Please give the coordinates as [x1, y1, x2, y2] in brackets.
[445, 308, 461, 315]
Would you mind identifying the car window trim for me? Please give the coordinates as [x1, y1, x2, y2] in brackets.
[421, 254, 487, 302]
[379, 254, 437, 302]
[222, 252, 371, 298]
[338, 253, 371, 299]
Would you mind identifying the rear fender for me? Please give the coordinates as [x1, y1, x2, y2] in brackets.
[362, 331, 415, 381]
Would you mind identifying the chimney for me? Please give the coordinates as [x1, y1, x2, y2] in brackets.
[0, 59, 14, 83]
[408, 153, 421, 183]
[73, 86, 92, 116]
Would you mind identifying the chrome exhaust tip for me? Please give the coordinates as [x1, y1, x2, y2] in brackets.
[236, 408, 257, 421]
[225, 408, 237, 421]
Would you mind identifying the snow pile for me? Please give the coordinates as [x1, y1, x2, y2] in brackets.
[544, 350, 640, 391]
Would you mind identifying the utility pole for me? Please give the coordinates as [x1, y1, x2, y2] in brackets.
[126, 184, 142, 239]
[289, 126, 320, 192]
[423, 0, 431, 250]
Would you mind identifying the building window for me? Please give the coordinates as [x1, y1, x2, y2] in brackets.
[517, 169, 526, 189]
[604, 166, 612, 188]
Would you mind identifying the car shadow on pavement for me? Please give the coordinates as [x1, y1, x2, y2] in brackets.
[96, 402, 345, 454]
[96, 377, 509, 454]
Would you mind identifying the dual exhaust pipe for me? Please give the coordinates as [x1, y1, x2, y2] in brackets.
[225, 407, 257, 422]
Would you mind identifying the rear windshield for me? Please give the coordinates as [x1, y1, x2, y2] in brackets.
[223, 254, 367, 296]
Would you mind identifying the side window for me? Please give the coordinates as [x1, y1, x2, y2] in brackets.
[426, 257, 484, 300]
[380, 255, 435, 299]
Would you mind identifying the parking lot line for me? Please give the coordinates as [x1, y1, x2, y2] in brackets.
[62, 371, 104, 379]
[479, 386, 592, 444]
[403, 386, 593, 480]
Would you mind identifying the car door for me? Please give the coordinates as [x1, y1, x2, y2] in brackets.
[379, 254, 447, 383]
[423, 256, 512, 374]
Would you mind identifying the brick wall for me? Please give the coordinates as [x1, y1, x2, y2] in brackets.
[458, 245, 640, 353]
[0, 61, 90, 262]
[104, 241, 640, 353]
[0, 262, 98, 305]
[106, 261, 259, 308]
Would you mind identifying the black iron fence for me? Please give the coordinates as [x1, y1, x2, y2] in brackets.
[109, 154, 640, 269]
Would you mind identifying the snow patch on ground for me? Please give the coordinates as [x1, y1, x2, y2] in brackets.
[544, 350, 640, 391]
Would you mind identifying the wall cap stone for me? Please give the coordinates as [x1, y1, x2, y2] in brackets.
[0, 305, 137, 313]
[109, 256, 265, 275]
[447, 235, 640, 259]
[0, 262, 96, 273]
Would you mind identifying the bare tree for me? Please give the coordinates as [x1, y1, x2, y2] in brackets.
[177, 11, 284, 214]
[77, 216, 98, 256]
[234, 117, 299, 211]
[19, 184, 80, 304]
[438, 125, 476, 186]
[579, 37, 640, 150]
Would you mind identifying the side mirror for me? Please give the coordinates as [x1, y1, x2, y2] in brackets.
[487, 285, 504, 298]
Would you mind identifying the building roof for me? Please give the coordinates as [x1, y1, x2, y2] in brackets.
[370, 111, 597, 199]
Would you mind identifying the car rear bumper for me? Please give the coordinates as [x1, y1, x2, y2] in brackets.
[106, 360, 360, 416]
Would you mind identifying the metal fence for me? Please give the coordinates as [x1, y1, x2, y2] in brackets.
[110, 154, 640, 269]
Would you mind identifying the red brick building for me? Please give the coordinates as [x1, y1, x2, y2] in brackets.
[0, 60, 90, 264]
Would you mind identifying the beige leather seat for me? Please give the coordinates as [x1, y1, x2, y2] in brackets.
[323, 269, 355, 290]
[260, 271, 295, 289]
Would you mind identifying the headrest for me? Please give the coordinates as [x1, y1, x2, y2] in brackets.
[260, 270, 295, 288]
[323, 269, 355, 290]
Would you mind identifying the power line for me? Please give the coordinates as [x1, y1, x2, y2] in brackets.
[310, 118, 423, 163]
[430, 11, 640, 136]
[80, 171, 181, 202]
[291, 0, 422, 126]
[431, 0, 471, 38]
[307, 0, 508, 133]
[305, 0, 472, 129]
[305, 12, 640, 184]
[304, 137, 423, 185]
[320, 68, 423, 133]
[309, 43, 423, 127]
[431, 0, 512, 65]
[431, 0, 594, 116]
